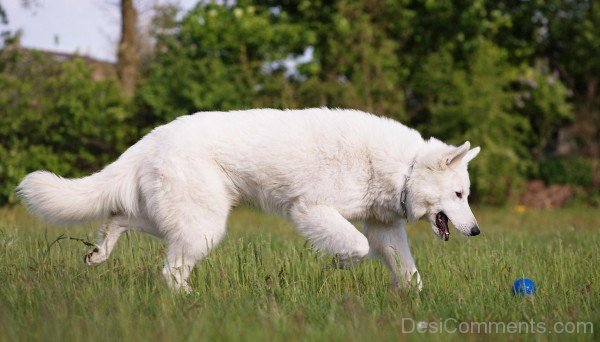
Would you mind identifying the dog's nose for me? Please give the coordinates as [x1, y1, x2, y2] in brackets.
[470, 225, 480, 236]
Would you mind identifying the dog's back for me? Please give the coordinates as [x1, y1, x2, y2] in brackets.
[143, 108, 423, 217]
[18, 108, 425, 224]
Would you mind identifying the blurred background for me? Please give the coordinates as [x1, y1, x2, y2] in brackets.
[0, 0, 598, 207]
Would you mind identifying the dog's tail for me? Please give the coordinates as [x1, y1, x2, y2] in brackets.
[16, 154, 140, 225]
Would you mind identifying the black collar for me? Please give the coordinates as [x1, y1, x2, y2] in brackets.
[400, 158, 416, 219]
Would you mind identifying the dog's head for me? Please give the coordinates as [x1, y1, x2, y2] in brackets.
[405, 139, 481, 241]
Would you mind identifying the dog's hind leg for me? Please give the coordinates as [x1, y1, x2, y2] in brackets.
[363, 220, 422, 290]
[84, 215, 155, 265]
[163, 208, 227, 292]
[149, 162, 231, 293]
[161, 208, 228, 293]
[290, 204, 370, 267]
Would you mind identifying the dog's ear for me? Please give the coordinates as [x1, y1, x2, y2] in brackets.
[464, 146, 481, 164]
[442, 141, 470, 168]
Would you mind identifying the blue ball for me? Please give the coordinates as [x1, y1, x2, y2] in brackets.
[513, 278, 536, 296]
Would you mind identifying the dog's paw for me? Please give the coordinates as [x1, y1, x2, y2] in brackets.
[414, 271, 423, 291]
[404, 269, 423, 291]
[178, 281, 193, 294]
[166, 278, 193, 294]
[84, 246, 108, 266]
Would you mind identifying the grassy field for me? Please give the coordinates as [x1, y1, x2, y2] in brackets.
[0, 205, 598, 341]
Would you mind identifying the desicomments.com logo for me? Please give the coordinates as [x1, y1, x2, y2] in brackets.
[401, 318, 594, 334]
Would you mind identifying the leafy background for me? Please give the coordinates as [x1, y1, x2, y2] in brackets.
[1, 0, 598, 205]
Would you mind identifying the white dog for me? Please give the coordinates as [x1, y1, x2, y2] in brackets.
[17, 108, 481, 292]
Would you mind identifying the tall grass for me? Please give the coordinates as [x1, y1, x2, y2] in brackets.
[0, 206, 598, 341]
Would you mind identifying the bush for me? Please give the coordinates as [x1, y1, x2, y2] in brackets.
[514, 61, 573, 157]
[410, 38, 574, 204]
[136, 3, 303, 131]
[0, 48, 130, 204]
[538, 157, 594, 188]
[411, 39, 529, 204]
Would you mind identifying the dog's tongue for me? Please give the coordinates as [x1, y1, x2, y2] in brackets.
[436, 212, 450, 241]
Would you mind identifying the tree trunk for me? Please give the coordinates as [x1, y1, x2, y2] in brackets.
[117, 0, 138, 98]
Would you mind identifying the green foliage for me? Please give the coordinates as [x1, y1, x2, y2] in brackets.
[137, 3, 303, 129]
[1, 0, 591, 206]
[409, 38, 577, 203]
[140, 1, 409, 125]
[514, 61, 573, 156]
[412, 39, 529, 203]
[494, 0, 599, 95]
[0, 49, 129, 204]
[289, 0, 407, 119]
[538, 157, 594, 188]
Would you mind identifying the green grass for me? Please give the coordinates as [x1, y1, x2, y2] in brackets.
[0, 206, 598, 341]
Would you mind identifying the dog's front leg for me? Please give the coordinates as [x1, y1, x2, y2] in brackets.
[290, 204, 370, 265]
[363, 220, 422, 290]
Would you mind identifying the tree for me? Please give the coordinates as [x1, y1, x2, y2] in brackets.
[412, 40, 529, 203]
[255, 0, 409, 120]
[492, 0, 599, 157]
[117, 0, 139, 98]
[134, 0, 579, 203]
[137, 3, 302, 129]
[514, 61, 572, 158]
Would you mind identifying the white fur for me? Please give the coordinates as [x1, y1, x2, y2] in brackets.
[17, 108, 481, 292]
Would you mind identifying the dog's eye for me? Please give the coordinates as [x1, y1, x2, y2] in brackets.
[455, 192, 463, 199]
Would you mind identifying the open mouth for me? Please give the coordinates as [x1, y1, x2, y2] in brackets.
[435, 212, 450, 241]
